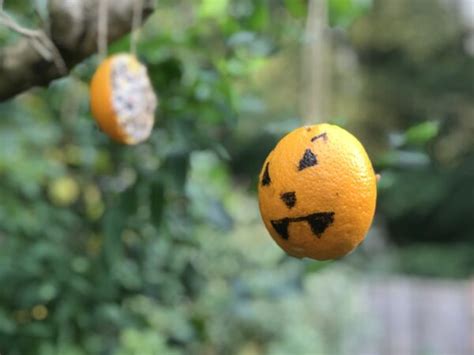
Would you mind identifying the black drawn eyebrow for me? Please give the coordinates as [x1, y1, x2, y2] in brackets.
[311, 132, 327, 142]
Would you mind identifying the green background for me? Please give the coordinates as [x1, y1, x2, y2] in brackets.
[0, 0, 473, 353]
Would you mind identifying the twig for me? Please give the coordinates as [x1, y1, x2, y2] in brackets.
[34, 1, 51, 36]
[0, 11, 40, 37]
[0, 0, 156, 101]
[0, 10, 67, 74]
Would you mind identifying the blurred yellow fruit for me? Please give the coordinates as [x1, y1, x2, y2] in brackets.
[31, 305, 48, 321]
[48, 176, 80, 206]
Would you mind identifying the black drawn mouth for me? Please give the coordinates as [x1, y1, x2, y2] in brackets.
[270, 212, 335, 240]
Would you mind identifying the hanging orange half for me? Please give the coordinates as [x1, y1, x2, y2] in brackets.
[90, 53, 158, 145]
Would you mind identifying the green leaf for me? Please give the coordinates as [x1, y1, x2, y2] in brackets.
[329, 0, 372, 27]
[102, 205, 126, 267]
[150, 181, 166, 227]
[199, 0, 229, 19]
[404, 121, 440, 146]
[249, 1, 269, 30]
[284, 0, 307, 18]
[0, 311, 16, 334]
[305, 260, 334, 274]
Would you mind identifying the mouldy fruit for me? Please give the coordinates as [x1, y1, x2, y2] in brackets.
[258, 124, 377, 260]
[90, 53, 158, 144]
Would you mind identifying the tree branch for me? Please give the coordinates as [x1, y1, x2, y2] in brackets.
[0, 0, 155, 102]
[0, 10, 67, 74]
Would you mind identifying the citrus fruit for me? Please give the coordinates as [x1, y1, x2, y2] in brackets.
[90, 53, 158, 145]
[258, 124, 377, 260]
[48, 176, 80, 207]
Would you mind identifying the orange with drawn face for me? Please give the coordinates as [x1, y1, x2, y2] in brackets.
[258, 124, 377, 260]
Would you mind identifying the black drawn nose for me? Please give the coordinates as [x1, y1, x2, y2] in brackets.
[280, 191, 296, 209]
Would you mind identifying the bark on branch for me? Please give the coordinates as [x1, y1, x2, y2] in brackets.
[0, 0, 155, 101]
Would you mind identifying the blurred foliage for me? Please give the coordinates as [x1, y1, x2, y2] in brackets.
[0, 0, 377, 354]
[350, 0, 474, 251]
[328, 0, 372, 27]
[0, 0, 473, 354]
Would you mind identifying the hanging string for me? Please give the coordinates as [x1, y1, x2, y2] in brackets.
[97, 0, 109, 60]
[130, 0, 144, 55]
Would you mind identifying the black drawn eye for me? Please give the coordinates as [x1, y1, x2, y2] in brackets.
[280, 191, 296, 209]
[261, 162, 271, 186]
[298, 149, 317, 171]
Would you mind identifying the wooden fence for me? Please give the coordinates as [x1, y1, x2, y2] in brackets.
[353, 277, 474, 355]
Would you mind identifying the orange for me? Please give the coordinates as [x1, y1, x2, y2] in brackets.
[90, 53, 158, 145]
[258, 124, 377, 260]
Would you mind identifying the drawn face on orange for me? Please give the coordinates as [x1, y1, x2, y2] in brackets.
[258, 124, 377, 261]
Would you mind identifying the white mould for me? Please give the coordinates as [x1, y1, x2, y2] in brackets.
[110, 55, 158, 144]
